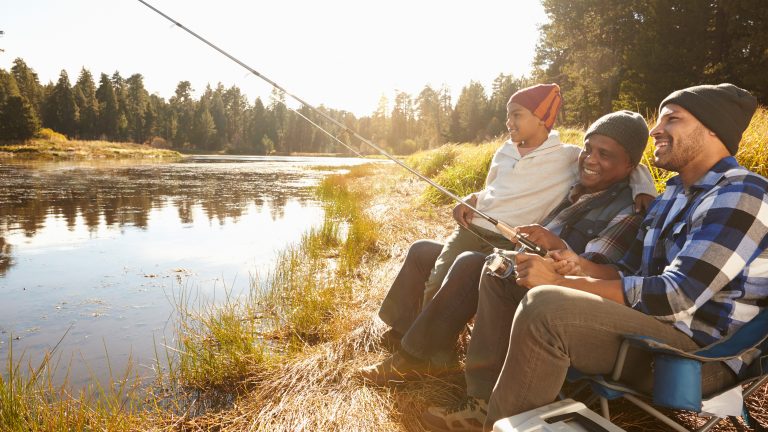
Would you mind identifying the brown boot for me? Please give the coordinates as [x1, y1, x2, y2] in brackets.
[378, 328, 402, 352]
[357, 351, 457, 386]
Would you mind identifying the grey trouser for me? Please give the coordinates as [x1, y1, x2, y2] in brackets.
[467, 278, 737, 429]
[423, 225, 515, 304]
[378, 225, 515, 336]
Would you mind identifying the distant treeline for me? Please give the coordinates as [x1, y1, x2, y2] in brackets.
[0, 57, 527, 155]
[1, 0, 765, 154]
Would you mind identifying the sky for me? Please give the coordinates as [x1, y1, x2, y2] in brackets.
[0, 0, 547, 117]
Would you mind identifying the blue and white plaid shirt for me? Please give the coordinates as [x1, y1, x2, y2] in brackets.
[618, 157, 768, 374]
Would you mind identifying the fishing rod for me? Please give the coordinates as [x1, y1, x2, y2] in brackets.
[287, 107, 366, 159]
[136, 0, 546, 257]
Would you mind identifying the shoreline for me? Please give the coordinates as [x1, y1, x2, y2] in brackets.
[0, 138, 182, 160]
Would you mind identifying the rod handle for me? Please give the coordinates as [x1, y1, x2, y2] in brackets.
[495, 221, 548, 257]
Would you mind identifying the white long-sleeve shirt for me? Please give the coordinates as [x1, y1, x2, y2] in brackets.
[472, 130, 657, 233]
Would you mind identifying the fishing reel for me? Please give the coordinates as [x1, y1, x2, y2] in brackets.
[485, 248, 520, 279]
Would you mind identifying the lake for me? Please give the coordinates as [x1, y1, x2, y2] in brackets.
[0, 155, 369, 388]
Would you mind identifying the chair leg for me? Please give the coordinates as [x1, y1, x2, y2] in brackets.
[743, 374, 768, 399]
[623, 394, 690, 432]
[562, 381, 591, 401]
[696, 415, 723, 432]
[600, 397, 610, 419]
[584, 394, 599, 407]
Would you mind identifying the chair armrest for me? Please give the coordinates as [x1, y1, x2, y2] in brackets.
[623, 308, 768, 362]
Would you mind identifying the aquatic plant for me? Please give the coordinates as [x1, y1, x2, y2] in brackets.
[0, 335, 147, 431]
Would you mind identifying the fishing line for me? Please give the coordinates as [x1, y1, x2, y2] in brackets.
[136, 0, 547, 257]
[285, 106, 366, 159]
[289, 105, 516, 251]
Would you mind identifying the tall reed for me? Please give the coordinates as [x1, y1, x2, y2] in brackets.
[408, 141, 498, 205]
[0, 337, 147, 431]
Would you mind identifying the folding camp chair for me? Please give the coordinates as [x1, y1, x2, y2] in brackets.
[569, 308, 768, 432]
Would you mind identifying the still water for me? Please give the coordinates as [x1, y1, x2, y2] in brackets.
[0, 155, 368, 388]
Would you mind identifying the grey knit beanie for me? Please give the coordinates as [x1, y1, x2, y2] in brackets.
[584, 110, 649, 164]
[660, 83, 757, 155]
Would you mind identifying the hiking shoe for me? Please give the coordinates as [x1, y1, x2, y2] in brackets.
[357, 351, 456, 386]
[422, 396, 488, 431]
[379, 328, 402, 352]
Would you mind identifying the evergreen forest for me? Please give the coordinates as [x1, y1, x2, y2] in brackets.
[0, 0, 765, 155]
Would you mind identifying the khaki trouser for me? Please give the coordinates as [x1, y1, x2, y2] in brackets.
[475, 284, 736, 429]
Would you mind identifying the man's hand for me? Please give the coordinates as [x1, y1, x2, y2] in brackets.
[550, 249, 586, 276]
[633, 193, 655, 214]
[453, 194, 478, 228]
[514, 253, 565, 289]
[516, 224, 567, 250]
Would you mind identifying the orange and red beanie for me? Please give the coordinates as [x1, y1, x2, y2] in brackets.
[508, 83, 562, 131]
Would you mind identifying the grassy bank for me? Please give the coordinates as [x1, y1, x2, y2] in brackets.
[0, 129, 182, 160]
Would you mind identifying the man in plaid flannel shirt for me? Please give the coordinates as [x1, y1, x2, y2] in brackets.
[451, 83, 768, 431]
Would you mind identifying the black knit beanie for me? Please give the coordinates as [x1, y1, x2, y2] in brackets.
[584, 110, 649, 164]
[660, 83, 757, 155]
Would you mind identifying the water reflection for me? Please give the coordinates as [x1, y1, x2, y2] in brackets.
[0, 155, 367, 388]
[1, 159, 322, 237]
[0, 237, 10, 275]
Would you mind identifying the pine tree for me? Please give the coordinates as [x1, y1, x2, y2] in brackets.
[268, 88, 287, 152]
[223, 86, 247, 149]
[416, 85, 441, 148]
[95, 73, 119, 139]
[111, 72, 129, 140]
[125, 74, 149, 143]
[390, 91, 415, 153]
[246, 97, 268, 154]
[170, 81, 194, 147]
[371, 95, 390, 149]
[0, 95, 40, 141]
[0, 68, 20, 106]
[10, 58, 44, 120]
[191, 95, 216, 149]
[74, 68, 98, 139]
[209, 87, 227, 147]
[453, 81, 489, 142]
[42, 70, 79, 137]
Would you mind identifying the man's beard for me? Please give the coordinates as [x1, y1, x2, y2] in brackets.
[655, 125, 706, 172]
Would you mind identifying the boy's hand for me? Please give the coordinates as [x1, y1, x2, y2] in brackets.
[453, 194, 478, 228]
[633, 193, 655, 214]
[516, 224, 567, 250]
